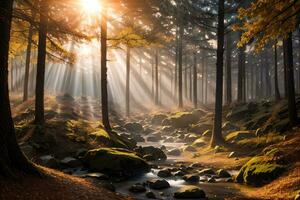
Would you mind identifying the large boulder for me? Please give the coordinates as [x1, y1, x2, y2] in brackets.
[83, 148, 149, 176]
[166, 112, 200, 128]
[174, 186, 206, 199]
[217, 169, 231, 178]
[183, 174, 200, 183]
[236, 156, 285, 186]
[151, 114, 168, 125]
[124, 122, 144, 133]
[167, 148, 181, 156]
[189, 123, 213, 134]
[135, 146, 167, 161]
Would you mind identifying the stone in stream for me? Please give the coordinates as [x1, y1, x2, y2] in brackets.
[60, 157, 82, 168]
[75, 148, 88, 158]
[135, 146, 167, 161]
[83, 148, 149, 176]
[183, 174, 200, 183]
[40, 155, 59, 168]
[84, 172, 109, 180]
[129, 183, 146, 193]
[217, 169, 231, 178]
[295, 193, 300, 200]
[174, 186, 206, 199]
[147, 134, 162, 142]
[157, 169, 172, 178]
[124, 122, 144, 133]
[167, 148, 181, 156]
[184, 134, 199, 143]
[190, 162, 203, 168]
[145, 191, 156, 199]
[198, 168, 215, 176]
[174, 170, 187, 176]
[161, 126, 175, 133]
[207, 177, 216, 183]
[143, 154, 156, 161]
[147, 179, 170, 190]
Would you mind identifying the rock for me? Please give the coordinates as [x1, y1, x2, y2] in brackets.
[163, 137, 175, 143]
[174, 170, 187, 176]
[183, 174, 200, 183]
[222, 121, 239, 132]
[167, 112, 199, 128]
[129, 183, 146, 193]
[147, 135, 162, 142]
[146, 191, 156, 199]
[236, 156, 285, 186]
[184, 134, 199, 143]
[189, 123, 213, 134]
[190, 163, 202, 168]
[157, 169, 172, 178]
[183, 145, 197, 152]
[40, 155, 59, 168]
[161, 126, 175, 133]
[148, 179, 170, 190]
[151, 114, 168, 125]
[214, 145, 222, 153]
[143, 154, 156, 161]
[198, 168, 215, 176]
[124, 122, 144, 133]
[192, 138, 206, 147]
[160, 145, 167, 151]
[217, 169, 231, 178]
[83, 148, 149, 176]
[207, 177, 216, 183]
[167, 148, 181, 156]
[202, 130, 212, 137]
[226, 131, 255, 142]
[174, 186, 206, 199]
[84, 172, 109, 180]
[295, 194, 300, 200]
[132, 134, 145, 142]
[135, 146, 167, 161]
[228, 151, 237, 158]
[76, 148, 88, 158]
[60, 157, 82, 168]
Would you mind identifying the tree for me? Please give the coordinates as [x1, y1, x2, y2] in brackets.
[211, 0, 225, 147]
[0, 0, 38, 177]
[101, 2, 112, 130]
[193, 51, 197, 108]
[225, 33, 232, 104]
[34, 0, 48, 125]
[274, 41, 281, 101]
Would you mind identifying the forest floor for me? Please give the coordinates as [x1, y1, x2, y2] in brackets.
[4, 94, 300, 200]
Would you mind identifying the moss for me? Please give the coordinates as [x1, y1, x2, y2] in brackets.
[166, 111, 199, 128]
[84, 148, 149, 176]
[236, 156, 285, 186]
[226, 131, 255, 142]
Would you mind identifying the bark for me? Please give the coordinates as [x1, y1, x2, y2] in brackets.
[283, 34, 298, 126]
[178, 22, 183, 108]
[193, 52, 197, 108]
[125, 46, 131, 116]
[237, 32, 246, 103]
[174, 28, 179, 100]
[155, 49, 159, 105]
[211, 0, 225, 147]
[264, 50, 272, 97]
[225, 33, 232, 104]
[0, 0, 39, 178]
[100, 6, 111, 130]
[23, 11, 35, 102]
[274, 42, 281, 101]
[189, 63, 192, 101]
[34, 1, 48, 125]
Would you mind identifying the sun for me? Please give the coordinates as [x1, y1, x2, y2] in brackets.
[80, 0, 102, 15]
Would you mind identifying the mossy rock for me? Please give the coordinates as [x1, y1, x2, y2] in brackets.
[189, 123, 213, 134]
[124, 122, 144, 133]
[151, 114, 168, 125]
[192, 138, 206, 147]
[226, 131, 255, 142]
[83, 148, 150, 176]
[167, 112, 200, 128]
[236, 156, 285, 186]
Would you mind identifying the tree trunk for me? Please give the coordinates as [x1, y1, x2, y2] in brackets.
[174, 28, 179, 100]
[34, 1, 48, 125]
[211, 0, 225, 147]
[0, 0, 39, 178]
[178, 23, 183, 108]
[100, 5, 111, 130]
[274, 42, 281, 101]
[225, 33, 232, 104]
[283, 34, 298, 126]
[237, 32, 246, 103]
[264, 50, 271, 97]
[23, 11, 35, 102]
[125, 46, 131, 116]
[193, 52, 197, 108]
[155, 49, 159, 105]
